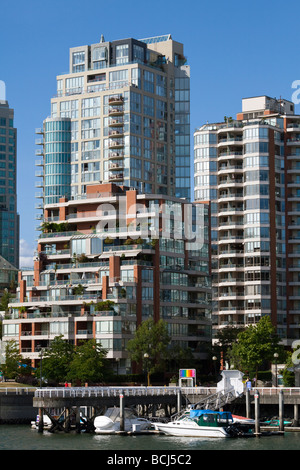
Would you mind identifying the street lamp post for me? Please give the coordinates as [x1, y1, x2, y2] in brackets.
[115, 357, 120, 376]
[144, 353, 149, 386]
[36, 346, 44, 388]
[274, 352, 279, 388]
[212, 356, 217, 378]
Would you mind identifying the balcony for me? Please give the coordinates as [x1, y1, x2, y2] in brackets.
[108, 139, 124, 149]
[109, 95, 124, 105]
[109, 129, 124, 137]
[108, 150, 124, 160]
[109, 173, 124, 182]
[109, 162, 124, 170]
[108, 106, 124, 116]
[109, 118, 124, 127]
[39, 231, 83, 240]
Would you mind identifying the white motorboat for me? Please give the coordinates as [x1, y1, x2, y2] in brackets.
[94, 407, 151, 434]
[232, 414, 255, 425]
[154, 409, 254, 438]
[31, 414, 52, 430]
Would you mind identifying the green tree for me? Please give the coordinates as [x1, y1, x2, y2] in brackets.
[66, 339, 108, 385]
[127, 318, 171, 385]
[37, 335, 74, 384]
[167, 343, 194, 373]
[1, 340, 23, 380]
[0, 289, 11, 313]
[282, 350, 296, 386]
[229, 316, 284, 383]
[213, 325, 244, 367]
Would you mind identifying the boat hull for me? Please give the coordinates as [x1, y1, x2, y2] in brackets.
[94, 417, 150, 433]
[154, 422, 231, 438]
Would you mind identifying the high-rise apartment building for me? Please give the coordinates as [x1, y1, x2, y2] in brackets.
[5, 183, 210, 373]
[194, 95, 300, 346]
[35, 33, 191, 222]
[0, 99, 19, 268]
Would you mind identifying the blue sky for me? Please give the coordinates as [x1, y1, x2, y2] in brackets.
[1, 0, 300, 266]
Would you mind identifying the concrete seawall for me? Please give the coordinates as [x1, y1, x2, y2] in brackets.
[0, 392, 37, 424]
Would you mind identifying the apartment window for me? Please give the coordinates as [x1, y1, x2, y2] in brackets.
[72, 51, 85, 72]
[81, 119, 101, 139]
[92, 46, 107, 69]
[130, 92, 141, 113]
[121, 269, 134, 282]
[65, 76, 84, 95]
[60, 100, 78, 118]
[194, 133, 217, 145]
[245, 170, 269, 182]
[143, 95, 154, 116]
[245, 142, 269, 154]
[96, 320, 121, 334]
[143, 117, 154, 138]
[156, 99, 167, 120]
[72, 239, 86, 255]
[57, 79, 63, 97]
[130, 136, 141, 157]
[115, 44, 129, 64]
[133, 45, 144, 63]
[142, 287, 153, 300]
[3, 324, 18, 336]
[51, 102, 57, 118]
[109, 69, 128, 89]
[143, 70, 154, 93]
[130, 113, 141, 134]
[50, 322, 69, 335]
[244, 127, 269, 140]
[81, 97, 100, 117]
[131, 68, 141, 88]
[130, 157, 142, 178]
[156, 75, 167, 97]
[93, 46, 107, 61]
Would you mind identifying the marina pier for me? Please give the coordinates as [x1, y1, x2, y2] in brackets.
[31, 385, 300, 433]
[3, 385, 300, 433]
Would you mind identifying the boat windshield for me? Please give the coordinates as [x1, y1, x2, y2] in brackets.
[189, 410, 233, 427]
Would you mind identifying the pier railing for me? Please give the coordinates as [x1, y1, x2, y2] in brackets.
[3, 385, 300, 397]
[249, 387, 300, 396]
[33, 386, 218, 399]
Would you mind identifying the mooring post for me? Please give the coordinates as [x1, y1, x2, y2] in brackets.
[119, 392, 125, 432]
[75, 407, 81, 433]
[279, 389, 284, 432]
[254, 389, 261, 436]
[38, 407, 44, 433]
[177, 389, 182, 413]
[294, 404, 299, 427]
[246, 388, 251, 419]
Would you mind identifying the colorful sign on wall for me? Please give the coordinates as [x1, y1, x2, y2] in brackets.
[179, 369, 196, 378]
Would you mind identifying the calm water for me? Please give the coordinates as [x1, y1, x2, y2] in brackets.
[0, 425, 299, 451]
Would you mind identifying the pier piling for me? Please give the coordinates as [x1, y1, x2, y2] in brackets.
[254, 390, 261, 436]
[38, 407, 44, 433]
[119, 393, 125, 432]
[246, 388, 251, 419]
[279, 389, 284, 432]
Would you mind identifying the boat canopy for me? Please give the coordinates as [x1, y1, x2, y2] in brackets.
[189, 410, 233, 420]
